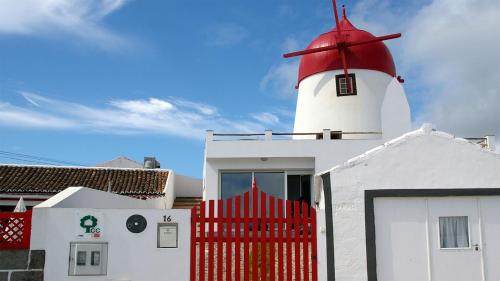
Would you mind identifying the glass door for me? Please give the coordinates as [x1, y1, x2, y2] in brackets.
[287, 174, 311, 217]
[287, 174, 311, 204]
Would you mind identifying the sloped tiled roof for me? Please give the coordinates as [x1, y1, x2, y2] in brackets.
[0, 165, 169, 198]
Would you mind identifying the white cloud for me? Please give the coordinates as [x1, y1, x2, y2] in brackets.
[260, 60, 299, 98]
[205, 23, 248, 46]
[170, 99, 219, 116]
[282, 37, 300, 53]
[111, 98, 174, 115]
[0, 92, 292, 139]
[0, 0, 130, 50]
[251, 112, 280, 126]
[405, 0, 500, 137]
[0, 102, 76, 129]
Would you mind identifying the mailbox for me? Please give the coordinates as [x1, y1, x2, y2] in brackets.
[69, 242, 108, 276]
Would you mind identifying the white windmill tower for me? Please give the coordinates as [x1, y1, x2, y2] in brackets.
[284, 1, 411, 139]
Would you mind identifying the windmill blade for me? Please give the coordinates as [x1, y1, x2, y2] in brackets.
[338, 47, 352, 93]
[332, 0, 342, 36]
[346, 33, 401, 48]
[283, 44, 340, 58]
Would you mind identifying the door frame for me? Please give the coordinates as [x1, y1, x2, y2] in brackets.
[364, 188, 500, 281]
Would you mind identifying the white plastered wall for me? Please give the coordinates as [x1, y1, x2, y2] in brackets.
[163, 170, 176, 209]
[174, 174, 203, 198]
[294, 69, 393, 138]
[203, 136, 395, 201]
[381, 78, 411, 140]
[31, 188, 191, 281]
[320, 126, 500, 281]
[31, 208, 190, 281]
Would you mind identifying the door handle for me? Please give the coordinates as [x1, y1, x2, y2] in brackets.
[472, 243, 480, 251]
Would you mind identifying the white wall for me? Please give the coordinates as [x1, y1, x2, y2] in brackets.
[31, 207, 191, 281]
[294, 69, 394, 138]
[322, 127, 500, 280]
[174, 174, 203, 197]
[37, 187, 165, 209]
[163, 171, 176, 209]
[381, 78, 411, 140]
[316, 210, 328, 281]
[204, 137, 389, 201]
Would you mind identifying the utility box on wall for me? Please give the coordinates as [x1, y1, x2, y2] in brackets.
[69, 242, 108, 276]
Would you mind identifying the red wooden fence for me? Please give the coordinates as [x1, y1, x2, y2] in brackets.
[190, 187, 317, 281]
[0, 211, 32, 250]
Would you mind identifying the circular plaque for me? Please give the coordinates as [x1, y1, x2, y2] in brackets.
[126, 214, 147, 233]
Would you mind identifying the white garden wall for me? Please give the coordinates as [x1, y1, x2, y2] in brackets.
[31, 207, 191, 281]
[30, 187, 190, 281]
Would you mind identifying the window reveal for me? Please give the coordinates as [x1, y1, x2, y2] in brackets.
[336, 73, 357, 96]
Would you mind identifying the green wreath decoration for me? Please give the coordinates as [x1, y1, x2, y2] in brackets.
[80, 215, 98, 233]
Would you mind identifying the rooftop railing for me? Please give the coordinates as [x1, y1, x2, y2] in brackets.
[206, 129, 382, 141]
[206, 130, 497, 150]
[465, 136, 496, 151]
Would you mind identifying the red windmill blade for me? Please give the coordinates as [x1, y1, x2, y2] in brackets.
[283, 0, 401, 94]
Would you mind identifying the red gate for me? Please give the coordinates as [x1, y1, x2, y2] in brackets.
[0, 211, 32, 250]
[190, 186, 317, 281]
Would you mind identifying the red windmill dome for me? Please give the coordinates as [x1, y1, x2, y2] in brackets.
[284, 1, 401, 90]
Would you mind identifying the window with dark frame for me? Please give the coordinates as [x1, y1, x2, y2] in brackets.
[335, 73, 357, 96]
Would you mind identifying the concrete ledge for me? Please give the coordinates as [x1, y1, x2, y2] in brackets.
[10, 271, 43, 281]
[0, 251, 28, 270]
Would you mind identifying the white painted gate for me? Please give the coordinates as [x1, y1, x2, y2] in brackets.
[374, 196, 500, 281]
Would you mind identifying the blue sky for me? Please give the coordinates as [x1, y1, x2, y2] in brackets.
[1, 0, 499, 177]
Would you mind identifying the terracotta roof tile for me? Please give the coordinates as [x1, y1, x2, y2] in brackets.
[0, 165, 169, 198]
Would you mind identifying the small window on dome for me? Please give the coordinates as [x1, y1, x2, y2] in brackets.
[336, 73, 357, 96]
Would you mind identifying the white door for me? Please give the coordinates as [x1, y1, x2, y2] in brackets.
[374, 198, 430, 281]
[477, 196, 500, 280]
[427, 197, 483, 280]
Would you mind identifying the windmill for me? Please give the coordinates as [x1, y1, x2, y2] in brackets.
[283, 0, 401, 93]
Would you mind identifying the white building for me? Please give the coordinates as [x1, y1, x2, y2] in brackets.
[317, 125, 499, 281]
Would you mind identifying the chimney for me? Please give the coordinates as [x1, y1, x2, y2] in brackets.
[144, 157, 160, 169]
[486, 135, 496, 151]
